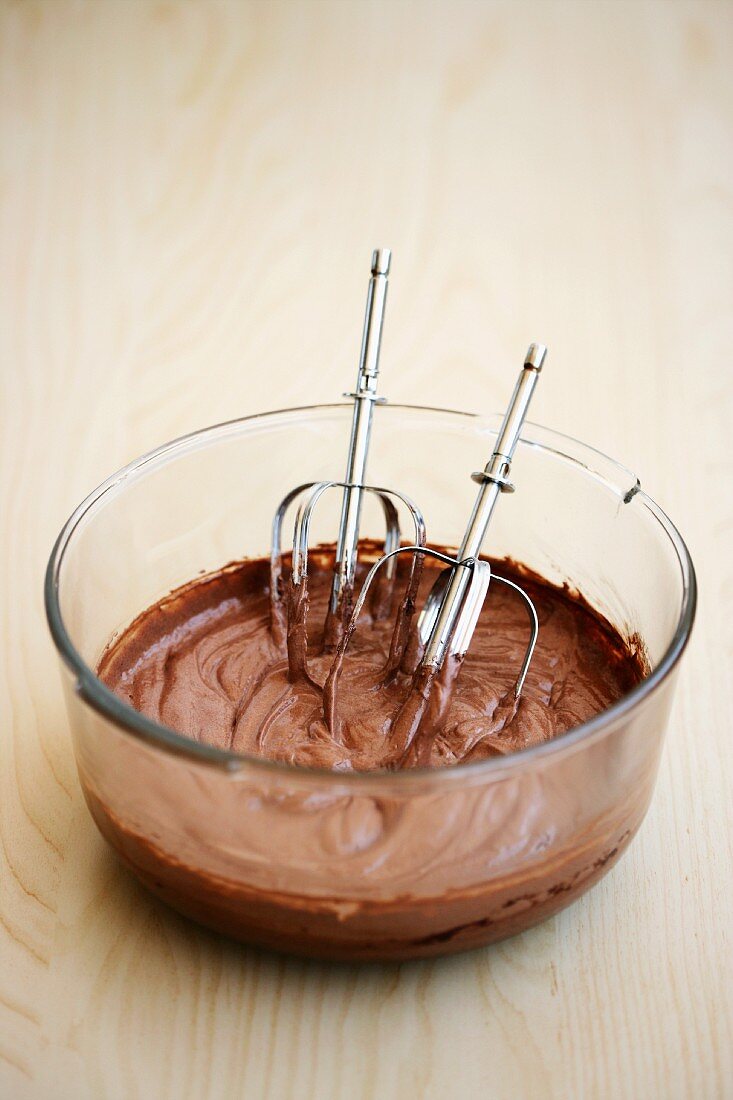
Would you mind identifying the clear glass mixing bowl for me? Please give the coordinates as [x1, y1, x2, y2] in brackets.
[45, 405, 696, 960]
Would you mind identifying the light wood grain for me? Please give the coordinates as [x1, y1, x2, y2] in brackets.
[1, 1, 731, 1097]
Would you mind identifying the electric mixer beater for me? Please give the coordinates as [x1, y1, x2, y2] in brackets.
[269, 248, 427, 664]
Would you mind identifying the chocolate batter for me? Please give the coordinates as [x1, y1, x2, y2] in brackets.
[99, 544, 644, 771]
[86, 544, 652, 959]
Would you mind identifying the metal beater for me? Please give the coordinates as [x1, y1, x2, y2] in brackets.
[269, 249, 426, 658]
[323, 343, 547, 747]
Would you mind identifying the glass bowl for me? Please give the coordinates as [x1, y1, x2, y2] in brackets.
[45, 405, 696, 960]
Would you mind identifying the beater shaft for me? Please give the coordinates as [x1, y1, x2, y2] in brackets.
[420, 343, 547, 671]
[329, 249, 392, 617]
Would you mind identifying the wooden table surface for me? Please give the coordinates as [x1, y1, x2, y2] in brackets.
[1, 2, 731, 1097]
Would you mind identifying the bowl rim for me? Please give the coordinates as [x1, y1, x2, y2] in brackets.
[44, 403, 697, 786]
